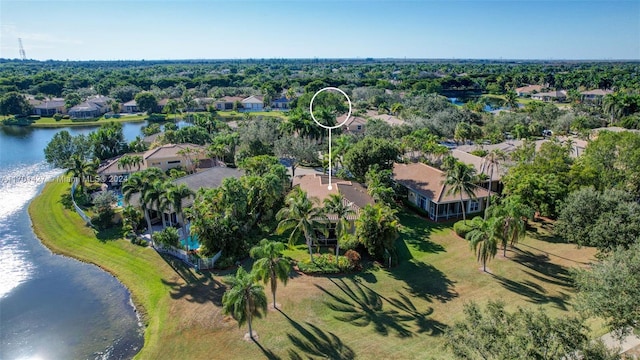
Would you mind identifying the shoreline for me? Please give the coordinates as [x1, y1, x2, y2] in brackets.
[28, 180, 181, 359]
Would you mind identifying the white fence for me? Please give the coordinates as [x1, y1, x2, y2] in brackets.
[71, 179, 93, 226]
[153, 242, 222, 270]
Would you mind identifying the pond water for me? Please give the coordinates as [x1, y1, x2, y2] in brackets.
[0, 122, 148, 360]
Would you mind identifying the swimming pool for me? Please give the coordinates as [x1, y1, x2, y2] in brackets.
[180, 235, 200, 250]
[116, 194, 124, 207]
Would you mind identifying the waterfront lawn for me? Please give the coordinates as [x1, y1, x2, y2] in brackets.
[31, 181, 600, 359]
[30, 114, 148, 127]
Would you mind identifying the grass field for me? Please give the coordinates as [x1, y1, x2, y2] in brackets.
[1, 114, 148, 128]
[30, 181, 601, 359]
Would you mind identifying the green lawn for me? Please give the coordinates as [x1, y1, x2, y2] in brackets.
[30, 114, 148, 128]
[30, 181, 601, 359]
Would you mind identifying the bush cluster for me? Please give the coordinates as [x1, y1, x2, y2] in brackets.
[453, 220, 476, 239]
[297, 253, 352, 274]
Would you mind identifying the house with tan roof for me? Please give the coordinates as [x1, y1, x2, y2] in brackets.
[580, 89, 613, 103]
[293, 174, 374, 242]
[29, 97, 66, 116]
[531, 90, 567, 102]
[215, 96, 244, 111]
[392, 162, 491, 221]
[241, 95, 264, 111]
[450, 149, 505, 192]
[68, 95, 113, 119]
[516, 85, 544, 97]
[123, 100, 138, 113]
[97, 143, 210, 184]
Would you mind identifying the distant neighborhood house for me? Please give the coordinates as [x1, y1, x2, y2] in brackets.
[515, 84, 544, 97]
[68, 96, 113, 119]
[531, 90, 567, 102]
[29, 97, 66, 116]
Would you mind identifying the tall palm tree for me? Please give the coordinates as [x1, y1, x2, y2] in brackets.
[123, 168, 165, 233]
[466, 217, 500, 272]
[481, 149, 506, 219]
[162, 183, 194, 227]
[276, 188, 328, 261]
[222, 267, 268, 341]
[250, 239, 291, 309]
[65, 154, 96, 194]
[144, 180, 168, 228]
[118, 155, 133, 172]
[487, 196, 534, 257]
[323, 193, 355, 262]
[131, 155, 143, 170]
[504, 90, 519, 110]
[444, 162, 478, 224]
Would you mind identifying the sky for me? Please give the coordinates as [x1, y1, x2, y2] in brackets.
[0, 0, 638, 61]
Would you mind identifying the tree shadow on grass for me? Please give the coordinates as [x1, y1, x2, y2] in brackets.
[278, 309, 355, 360]
[252, 339, 282, 360]
[159, 255, 225, 306]
[490, 273, 570, 311]
[510, 247, 574, 287]
[526, 221, 567, 244]
[94, 225, 124, 243]
[397, 212, 447, 257]
[316, 278, 414, 338]
[388, 260, 458, 303]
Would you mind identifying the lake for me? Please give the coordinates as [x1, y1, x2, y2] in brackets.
[0, 122, 148, 360]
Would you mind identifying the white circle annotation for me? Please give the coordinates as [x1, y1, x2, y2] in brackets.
[309, 87, 352, 130]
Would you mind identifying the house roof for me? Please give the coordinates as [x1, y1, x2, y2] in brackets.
[392, 162, 490, 204]
[365, 110, 405, 126]
[580, 89, 613, 96]
[455, 139, 549, 154]
[29, 98, 65, 109]
[87, 95, 112, 106]
[217, 96, 244, 103]
[292, 174, 374, 220]
[516, 85, 543, 94]
[157, 98, 170, 106]
[450, 149, 505, 181]
[69, 101, 100, 112]
[142, 132, 162, 144]
[97, 153, 147, 176]
[343, 115, 367, 128]
[173, 167, 244, 208]
[272, 96, 290, 103]
[143, 143, 207, 161]
[242, 95, 264, 104]
[532, 90, 567, 98]
[123, 100, 137, 106]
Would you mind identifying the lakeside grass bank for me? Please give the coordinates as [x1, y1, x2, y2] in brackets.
[1, 114, 148, 128]
[29, 180, 603, 359]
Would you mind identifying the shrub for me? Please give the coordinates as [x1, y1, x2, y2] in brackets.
[63, 114, 70, 119]
[215, 256, 235, 269]
[338, 233, 360, 251]
[146, 114, 167, 122]
[152, 227, 180, 247]
[470, 149, 488, 157]
[53, 113, 63, 121]
[297, 254, 352, 274]
[453, 219, 476, 239]
[130, 236, 148, 247]
[344, 250, 361, 270]
[28, 115, 41, 120]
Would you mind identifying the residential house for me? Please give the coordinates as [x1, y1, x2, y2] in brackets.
[123, 100, 138, 113]
[157, 98, 169, 112]
[29, 97, 66, 116]
[450, 149, 505, 192]
[97, 143, 210, 185]
[531, 90, 567, 102]
[271, 96, 291, 110]
[580, 89, 613, 103]
[192, 97, 214, 111]
[214, 96, 244, 111]
[68, 95, 112, 119]
[365, 110, 405, 127]
[392, 162, 491, 221]
[128, 167, 244, 228]
[293, 174, 374, 242]
[515, 85, 544, 97]
[241, 95, 264, 111]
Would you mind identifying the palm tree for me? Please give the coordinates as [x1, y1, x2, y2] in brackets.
[144, 180, 168, 228]
[123, 168, 165, 233]
[118, 155, 133, 172]
[162, 183, 194, 227]
[131, 155, 143, 170]
[65, 154, 96, 194]
[504, 90, 519, 110]
[481, 149, 506, 219]
[250, 239, 292, 309]
[323, 193, 355, 262]
[222, 267, 268, 341]
[276, 188, 328, 261]
[444, 162, 478, 224]
[487, 196, 534, 257]
[466, 217, 500, 272]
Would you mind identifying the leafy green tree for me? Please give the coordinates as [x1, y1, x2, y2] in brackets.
[0, 92, 32, 116]
[134, 91, 158, 113]
[365, 165, 395, 206]
[44, 131, 92, 168]
[162, 99, 180, 119]
[122, 205, 144, 236]
[152, 226, 180, 247]
[466, 217, 500, 272]
[222, 267, 268, 340]
[90, 122, 127, 160]
[276, 188, 327, 261]
[274, 136, 318, 179]
[343, 137, 399, 181]
[162, 183, 194, 227]
[444, 162, 477, 223]
[504, 90, 519, 109]
[355, 203, 399, 266]
[250, 239, 292, 309]
[92, 190, 117, 229]
[323, 193, 355, 262]
[444, 301, 619, 360]
[574, 242, 640, 339]
[65, 154, 96, 194]
[555, 187, 640, 252]
[123, 168, 166, 233]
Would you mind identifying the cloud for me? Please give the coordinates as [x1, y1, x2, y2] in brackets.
[1, 23, 83, 50]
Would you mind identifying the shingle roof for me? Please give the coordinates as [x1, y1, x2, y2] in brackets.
[143, 143, 206, 161]
[392, 162, 489, 204]
[292, 174, 374, 220]
[450, 149, 505, 181]
[123, 100, 137, 106]
[97, 153, 147, 176]
[217, 96, 244, 103]
[516, 85, 543, 94]
[580, 89, 613, 96]
[242, 95, 264, 104]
